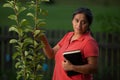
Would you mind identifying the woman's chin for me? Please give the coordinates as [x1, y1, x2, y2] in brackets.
[74, 30, 83, 34]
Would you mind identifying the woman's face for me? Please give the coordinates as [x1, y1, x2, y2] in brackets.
[72, 13, 89, 34]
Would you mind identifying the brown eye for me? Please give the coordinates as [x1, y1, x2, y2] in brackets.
[81, 20, 87, 24]
[75, 19, 79, 23]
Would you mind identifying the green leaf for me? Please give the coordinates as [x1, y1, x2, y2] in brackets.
[25, 51, 29, 56]
[15, 62, 21, 68]
[12, 52, 20, 60]
[23, 38, 33, 49]
[3, 3, 13, 8]
[37, 19, 45, 22]
[24, 38, 33, 45]
[15, 45, 22, 51]
[8, 15, 17, 21]
[27, 55, 33, 60]
[26, 73, 30, 79]
[20, 19, 28, 26]
[35, 44, 44, 51]
[34, 40, 38, 48]
[33, 30, 41, 37]
[36, 19, 46, 26]
[24, 27, 33, 32]
[27, 13, 34, 18]
[18, 7, 26, 14]
[38, 22, 46, 27]
[17, 65, 23, 69]
[18, 42, 23, 48]
[40, 9, 48, 16]
[9, 39, 18, 44]
[24, 38, 33, 43]
[17, 28, 23, 36]
[9, 1, 14, 6]
[37, 64, 42, 70]
[16, 74, 22, 80]
[15, 5, 19, 12]
[9, 25, 18, 33]
[16, 70, 24, 80]
[9, 26, 23, 36]
[38, 54, 45, 60]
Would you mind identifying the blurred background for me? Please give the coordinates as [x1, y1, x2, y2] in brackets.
[0, 0, 120, 80]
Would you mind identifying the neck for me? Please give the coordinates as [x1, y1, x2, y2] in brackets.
[70, 32, 81, 42]
[73, 32, 82, 37]
[74, 34, 81, 38]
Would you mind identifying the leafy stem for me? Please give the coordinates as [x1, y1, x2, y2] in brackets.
[13, 0, 19, 27]
[3, 0, 49, 80]
[35, 0, 39, 29]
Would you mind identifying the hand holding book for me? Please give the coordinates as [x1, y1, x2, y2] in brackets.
[63, 50, 84, 76]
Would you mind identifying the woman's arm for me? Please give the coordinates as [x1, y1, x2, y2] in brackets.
[62, 56, 98, 74]
[40, 35, 60, 59]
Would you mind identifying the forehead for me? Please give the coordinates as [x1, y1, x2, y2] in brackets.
[74, 13, 87, 19]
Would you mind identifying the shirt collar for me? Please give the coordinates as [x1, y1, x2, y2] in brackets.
[72, 31, 91, 41]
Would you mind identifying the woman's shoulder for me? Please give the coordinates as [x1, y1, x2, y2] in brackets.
[84, 32, 96, 41]
[82, 32, 98, 46]
[66, 31, 74, 34]
[64, 31, 74, 37]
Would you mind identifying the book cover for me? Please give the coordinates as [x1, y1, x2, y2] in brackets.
[63, 50, 84, 76]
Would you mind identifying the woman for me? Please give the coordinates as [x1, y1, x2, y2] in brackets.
[39, 7, 99, 80]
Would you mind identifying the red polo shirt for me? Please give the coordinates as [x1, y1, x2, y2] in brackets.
[52, 32, 99, 80]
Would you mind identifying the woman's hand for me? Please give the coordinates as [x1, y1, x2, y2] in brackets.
[32, 29, 45, 42]
[62, 59, 73, 71]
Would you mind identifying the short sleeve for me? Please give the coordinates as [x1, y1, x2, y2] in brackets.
[83, 40, 99, 58]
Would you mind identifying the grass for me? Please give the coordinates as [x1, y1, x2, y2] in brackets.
[0, 3, 120, 33]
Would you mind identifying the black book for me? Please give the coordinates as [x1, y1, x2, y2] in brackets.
[63, 50, 84, 76]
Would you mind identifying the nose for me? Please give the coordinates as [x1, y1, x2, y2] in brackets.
[77, 21, 82, 28]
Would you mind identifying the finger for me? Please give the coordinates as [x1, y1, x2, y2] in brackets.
[64, 60, 66, 62]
